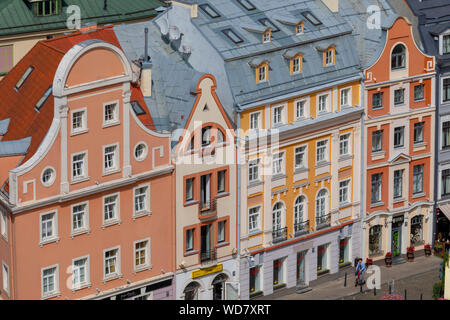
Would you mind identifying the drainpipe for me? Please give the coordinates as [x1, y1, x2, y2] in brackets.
[236, 105, 242, 296]
[360, 74, 366, 262]
[433, 68, 440, 249]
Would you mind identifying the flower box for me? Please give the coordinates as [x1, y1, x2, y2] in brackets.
[384, 252, 392, 267]
[406, 246, 415, 261]
[424, 244, 432, 256]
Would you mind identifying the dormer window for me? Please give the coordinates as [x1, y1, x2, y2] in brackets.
[296, 23, 304, 35]
[324, 48, 335, 66]
[391, 44, 406, 70]
[443, 34, 450, 55]
[32, 0, 62, 17]
[256, 63, 268, 83]
[291, 55, 302, 74]
[262, 30, 271, 43]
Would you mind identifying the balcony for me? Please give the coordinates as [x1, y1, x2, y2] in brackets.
[200, 198, 217, 217]
[294, 220, 309, 237]
[316, 213, 331, 230]
[200, 248, 217, 262]
[272, 227, 288, 243]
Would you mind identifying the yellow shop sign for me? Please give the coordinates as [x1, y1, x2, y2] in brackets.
[192, 264, 223, 279]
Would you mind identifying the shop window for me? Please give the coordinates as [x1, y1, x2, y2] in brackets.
[249, 266, 262, 297]
[317, 244, 328, 274]
[369, 225, 382, 255]
[273, 258, 285, 288]
[410, 215, 424, 246]
[184, 282, 200, 300]
[339, 238, 350, 266]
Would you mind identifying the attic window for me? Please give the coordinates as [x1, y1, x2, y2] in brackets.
[222, 28, 244, 44]
[15, 66, 34, 90]
[131, 101, 146, 115]
[302, 11, 322, 26]
[258, 18, 280, 32]
[199, 4, 221, 18]
[33, 0, 62, 17]
[35, 86, 52, 112]
[236, 0, 256, 11]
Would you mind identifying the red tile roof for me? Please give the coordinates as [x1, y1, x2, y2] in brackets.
[0, 25, 154, 196]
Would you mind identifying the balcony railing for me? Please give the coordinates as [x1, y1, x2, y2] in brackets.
[316, 213, 331, 230]
[200, 198, 217, 216]
[294, 220, 309, 237]
[272, 227, 288, 243]
[200, 248, 217, 262]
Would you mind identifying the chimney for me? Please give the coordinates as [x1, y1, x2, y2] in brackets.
[141, 28, 152, 97]
[321, 0, 339, 12]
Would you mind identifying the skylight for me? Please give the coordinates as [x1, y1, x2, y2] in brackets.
[199, 4, 221, 19]
[236, 0, 256, 11]
[131, 101, 146, 115]
[35, 86, 52, 111]
[222, 28, 244, 44]
[15, 66, 34, 90]
[302, 11, 322, 26]
[258, 18, 280, 32]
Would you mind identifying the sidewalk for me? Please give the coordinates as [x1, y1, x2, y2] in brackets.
[256, 255, 442, 300]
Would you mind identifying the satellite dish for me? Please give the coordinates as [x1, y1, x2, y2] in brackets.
[159, 18, 169, 35]
[169, 26, 181, 40]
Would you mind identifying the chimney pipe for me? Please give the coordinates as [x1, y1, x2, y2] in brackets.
[145, 27, 149, 61]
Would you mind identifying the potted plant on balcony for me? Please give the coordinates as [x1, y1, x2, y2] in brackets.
[406, 246, 415, 262]
[384, 252, 392, 267]
[424, 244, 432, 257]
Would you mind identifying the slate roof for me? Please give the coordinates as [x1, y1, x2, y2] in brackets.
[0, 0, 163, 37]
[406, 0, 450, 66]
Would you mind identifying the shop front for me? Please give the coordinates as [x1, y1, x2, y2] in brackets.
[435, 206, 450, 256]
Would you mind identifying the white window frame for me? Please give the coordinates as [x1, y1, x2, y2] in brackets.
[248, 205, 261, 233]
[102, 100, 120, 127]
[263, 31, 271, 43]
[40, 210, 59, 246]
[41, 264, 60, 299]
[102, 143, 120, 175]
[339, 179, 351, 205]
[71, 150, 88, 183]
[294, 98, 308, 120]
[71, 201, 89, 237]
[272, 151, 285, 175]
[316, 139, 329, 163]
[317, 93, 329, 114]
[248, 158, 260, 183]
[70, 107, 88, 136]
[71, 255, 90, 291]
[294, 145, 307, 170]
[325, 49, 334, 66]
[442, 76, 450, 104]
[0, 207, 7, 241]
[103, 246, 121, 282]
[134, 142, 148, 162]
[2, 262, 9, 296]
[186, 228, 194, 252]
[272, 104, 285, 126]
[258, 65, 267, 82]
[292, 56, 301, 74]
[102, 192, 120, 227]
[134, 238, 151, 273]
[250, 111, 262, 130]
[339, 133, 351, 156]
[439, 30, 450, 56]
[340, 87, 352, 107]
[41, 166, 56, 187]
[133, 184, 151, 218]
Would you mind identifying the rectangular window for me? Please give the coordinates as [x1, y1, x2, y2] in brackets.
[2, 263, 9, 294]
[222, 28, 244, 44]
[302, 11, 322, 25]
[262, 31, 271, 43]
[185, 178, 194, 201]
[325, 49, 333, 65]
[15, 66, 34, 90]
[72, 203, 87, 232]
[413, 164, 424, 194]
[273, 258, 285, 287]
[443, 121, 450, 148]
[414, 84, 425, 101]
[42, 266, 58, 297]
[295, 146, 306, 169]
[134, 186, 149, 214]
[394, 127, 404, 148]
[442, 169, 450, 196]
[394, 88, 405, 105]
[104, 102, 118, 124]
[249, 207, 260, 232]
[372, 130, 383, 152]
[72, 110, 86, 132]
[186, 229, 194, 252]
[339, 180, 350, 204]
[250, 112, 260, 130]
[237, 0, 256, 11]
[369, 226, 382, 255]
[0, 208, 7, 239]
[104, 145, 118, 172]
[258, 65, 267, 82]
[339, 239, 350, 265]
[41, 212, 56, 241]
[394, 170, 403, 199]
[318, 95, 328, 113]
[371, 173, 382, 204]
[248, 159, 259, 182]
[72, 153, 86, 180]
[372, 92, 383, 109]
[340, 88, 350, 106]
[217, 170, 226, 194]
[295, 100, 306, 119]
[135, 240, 149, 269]
[249, 266, 261, 295]
[198, 3, 220, 18]
[317, 245, 328, 272]
[443, 35, 450, 54]
[104, 248, 119, 278]
[104, 194, 118, 222]
[414, 122, 424, 144]
[272, 152, 284, 175]
[0, 45, 13, 74]
[316, 140, 327, 163]
[218, 220, 226, 243]
[410, 216, 423, 246]
[72, 257, 88, 288]
[339, 134, 350, 156]
[443, 78, 450, 102]
[273, 106, 283, 125]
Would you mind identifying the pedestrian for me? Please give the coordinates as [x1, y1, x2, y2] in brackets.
[355, 258, 366, 286]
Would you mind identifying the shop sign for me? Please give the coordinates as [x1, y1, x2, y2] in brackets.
[192, 264, 223, 279]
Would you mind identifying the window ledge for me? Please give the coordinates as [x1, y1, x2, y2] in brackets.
[70, 128, 89, 137]
[103, 273, 122, 284]
[41, 291, 61, 300]
[133, 211, 152, 220]
[372, 106, 383, 110]
[248, 230, 263, 237]
[134, 264, 152, 275]
[184, 200, 199, 207]
[216, 241, 229, 249]
[339, 202, 352, 209]
[102, 168, 121, 177]
[102, 219, 121, 229]
[338, 154, 353, 161]
[271, 173, 287, 181]
[412, 192, 426, 199]
[294, 167, 309, 174]
[184, 250, 199, 257]
[39, 237, 60, 247]
[102, 121, 120, 129]
[370, 201, 384, 208]
[394, 145, 405, 149]
[393, 197, 405, 204]
[72, 282, 92, 292]
[70, 176, 90, 185]
[216, 192, 230, 199]
[413, 142, 427, 148]
[248, 180, 264, 188]
[71, 228, 90, 239]
[315, 161, 330, 169]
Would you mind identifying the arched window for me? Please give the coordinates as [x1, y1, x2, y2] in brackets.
[369, 225, 382, 255]
[272, 203, 283, 231]
[217, 129, 225, 144]
[184, 282, 200, 300]
[391, 44, 406, 70]
[201, 126, 212, 146]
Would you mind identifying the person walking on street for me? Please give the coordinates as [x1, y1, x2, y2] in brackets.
[355, 258, 366, 286]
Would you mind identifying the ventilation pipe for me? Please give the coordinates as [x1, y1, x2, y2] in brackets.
[141, 28, 152, 97]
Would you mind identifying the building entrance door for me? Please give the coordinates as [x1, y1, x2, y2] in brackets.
[296, 252, 306, 285]
[391, 215, 404, 258]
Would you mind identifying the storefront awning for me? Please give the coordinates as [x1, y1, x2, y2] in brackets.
[439, 204, 450, 220]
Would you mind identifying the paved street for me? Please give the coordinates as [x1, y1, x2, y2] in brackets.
[256, 255, 442, 300]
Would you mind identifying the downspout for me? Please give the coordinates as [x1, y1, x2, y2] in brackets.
[236, 104, 242, 298]
[360, 74, 366, 261]
[433, 67, 440, 250]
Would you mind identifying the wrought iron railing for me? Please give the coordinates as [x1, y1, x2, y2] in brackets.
[294, 220, 309, 237]
[272, 227, 288, 243]
[200, 248, 217, 262]
[200, 198, 217, 215]
[316, 213, 331, 230]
